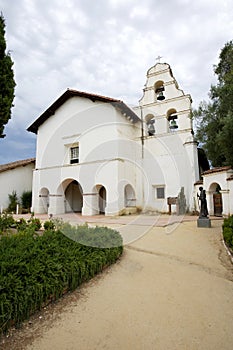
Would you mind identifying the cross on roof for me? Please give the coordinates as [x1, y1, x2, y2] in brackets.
[156, 55, 162, 63]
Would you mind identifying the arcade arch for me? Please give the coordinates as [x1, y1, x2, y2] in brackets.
[60, 179, 83, 213]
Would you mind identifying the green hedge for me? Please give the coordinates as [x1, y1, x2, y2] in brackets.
[222, 215, 233, 250]
[0, 226, 123, 334]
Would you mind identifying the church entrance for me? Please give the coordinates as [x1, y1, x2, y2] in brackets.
[213, 193, 222, 216]
[64, 180, 83, 213]
[209, 183, 222, 217]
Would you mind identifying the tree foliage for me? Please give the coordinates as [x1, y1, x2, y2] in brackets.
[194, 41, 233, 167]
[0, 13, 16, 138]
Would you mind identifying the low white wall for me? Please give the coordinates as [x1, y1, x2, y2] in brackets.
[0, 164, 34, 210]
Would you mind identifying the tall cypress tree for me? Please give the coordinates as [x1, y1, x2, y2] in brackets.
[194, 41, 233, 167]
[0, 13, 16, 138]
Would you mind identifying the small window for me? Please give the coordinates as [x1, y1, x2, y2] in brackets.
[156, 187, 165, 199]
[70, 146, 79, 164]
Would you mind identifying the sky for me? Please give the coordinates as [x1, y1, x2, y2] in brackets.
[0, 0, 232, 164]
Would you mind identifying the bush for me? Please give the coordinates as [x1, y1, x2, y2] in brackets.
[0, 212, 15, 233]
[7, 190, 18, 213]
[222, 215, 233, 250]
[0, 225, 123, 334]
[16, 218, 28, 232]
[27, 218, 41, 231]
[62, 223, 123, 248]
[21, 191, 32, 210]
[0, 215, 42, 234]
[43, 220, 55, 231]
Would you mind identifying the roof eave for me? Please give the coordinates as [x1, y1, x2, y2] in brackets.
[27, 89, 140, 134]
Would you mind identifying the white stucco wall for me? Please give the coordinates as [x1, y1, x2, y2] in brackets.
[32, 96, 141, 215]
[0, 163, 34, 210]
[31, 62, 200, 216]
[134, 62, 199, 213]
[228, 180, 233, 215]
[136, 134, 198, 213]
[203, 169, 233, 216]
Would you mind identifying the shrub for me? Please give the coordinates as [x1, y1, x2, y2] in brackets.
[43, 220, 55, 231]
[7, 190, 18, 213]
[51, 217, 64, 231]
[0, 212, 15, 233]
[27, 218, 41, 231]
[60, 222, 123, 248]
[16, 218, 28, 232]
[21, 191, 32, 211]
[222, 215, 233, 250]
[0, 225, 123, 333]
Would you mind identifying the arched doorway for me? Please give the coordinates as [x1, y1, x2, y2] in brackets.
[98, 186, 106, 214]
[124, 184, 136, 207]
[39, 187, 49, 214]
[64, 180, 83, 213]
[209, 183, 222, 216]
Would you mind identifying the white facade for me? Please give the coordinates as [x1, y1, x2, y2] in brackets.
[28, 63, 200, 216]
[134, 63, 199, 213]
[194, 167, 233, 217]
[0, 159, 35, 210]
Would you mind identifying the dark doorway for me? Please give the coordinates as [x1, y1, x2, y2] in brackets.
[99, 186, 106, 214]
[65, 180, 83, 212]
[213, 193, 222, 216]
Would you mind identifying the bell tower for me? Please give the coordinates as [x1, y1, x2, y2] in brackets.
[133, 62, 200, 213]
[138, 62, 194, 135]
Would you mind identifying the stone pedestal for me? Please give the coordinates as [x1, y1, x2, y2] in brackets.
[197, 217, 211, 228]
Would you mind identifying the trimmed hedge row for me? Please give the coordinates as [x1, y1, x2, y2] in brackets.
[222, 215, 233, 250]
[0, 225, 123, 334]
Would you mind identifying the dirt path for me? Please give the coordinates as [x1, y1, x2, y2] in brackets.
[1, 219, 233, 350]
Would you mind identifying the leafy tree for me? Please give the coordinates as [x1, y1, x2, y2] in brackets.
[194, 41, 233, 167]
[0, 13, 16, 138]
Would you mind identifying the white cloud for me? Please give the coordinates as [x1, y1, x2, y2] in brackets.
[0, 0, 232, 162]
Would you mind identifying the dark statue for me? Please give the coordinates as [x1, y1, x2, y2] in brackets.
[197, 187, 208, 218]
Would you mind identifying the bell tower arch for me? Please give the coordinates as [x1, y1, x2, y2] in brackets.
[138, 62, 194, 135]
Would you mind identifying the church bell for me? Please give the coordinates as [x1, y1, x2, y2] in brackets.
[148, 120, 155, 135]
[156, 86, 165, 101]
[169, 118, 178, 130]
[157, 91, 165, 100]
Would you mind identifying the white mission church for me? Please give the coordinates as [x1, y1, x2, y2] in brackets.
[27, 62, 202, 216]
[1, 62, 232, 216]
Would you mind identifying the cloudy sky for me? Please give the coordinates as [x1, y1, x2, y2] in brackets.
[0, 0, 232, 164]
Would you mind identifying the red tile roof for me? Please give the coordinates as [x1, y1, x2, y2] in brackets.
[0, 158, 35, 173]
[202, 166, 232, 175]
[27, 89, 140, 134]
[194, 180, 203, 185]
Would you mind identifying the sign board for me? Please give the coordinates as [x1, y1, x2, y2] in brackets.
[167, 197, 177, 205]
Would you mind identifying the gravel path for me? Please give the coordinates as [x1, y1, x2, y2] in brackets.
[1, 217, 233, 350]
